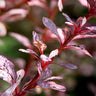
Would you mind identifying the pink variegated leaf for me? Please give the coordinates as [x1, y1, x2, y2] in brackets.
[86, 26, 96, 32]
[10, 32, 32, 48]
[48, 81, 66, 92]
[0, 55, 16, 82]
[19, 49, 39, 57]
[0, 9, 28, 22]
[62, 13, 74, 23]
[41, 67, 52, 80]
[1, 70, 24, 96]
[33, 31, 47, 52]
[45, 76, 63, 81]
[0, 69, 12, 84]
[65, 45, 92, 57]
[57, 28, 65, 44]
[40, 54, 51, 62]
[1, 81, 20, 96]
[42, 17, 61, 40]
[49, 49, 58, 59]
[16, 69, 25, 82]
[37, 81, 50, 89]
[37, 62, 42, 78]
[54, 63, 77, 69]
[72, 34, 96, 41]
[0, 22, 7, 37]
[78, 0, 88, 7]
[58, 0, 63, 12]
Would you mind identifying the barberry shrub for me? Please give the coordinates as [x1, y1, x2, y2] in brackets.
[0, 0, 96, 96]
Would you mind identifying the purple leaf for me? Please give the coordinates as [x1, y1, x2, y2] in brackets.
[37, 81, 50, 89]
[72, 34, 96, 40]
[0, 55, 16, 82]
[41, 67, 52, 80]
[48, 81, 66, 92]
[45, 76, 63, 81]
[19, 49, 39, 57]
[62, 13, 74, 23]
[65, 45, 92, 57]
[42, 17, 60, 39]
[33, 31, 47, 52]
[10, 32, 32, 48]
[54, 63, 77, 69]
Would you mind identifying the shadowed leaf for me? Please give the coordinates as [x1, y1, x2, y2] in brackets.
[37, 81, 50, 89]
[41, 67, 52, 80]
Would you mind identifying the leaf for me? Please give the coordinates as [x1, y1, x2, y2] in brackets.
[41, 67, 52, 80]
[78, 0, 88, 7]
[58, 0, 63, 12]
[86, 26, 96, 32]
[19, 49, 39, 57]
[0, 22, 7, 37]
[0, 9, 28, 22]
[10, 32, 32, 48]
[72, 34, 96, 40]
[49, 49, 58, 59]
[57, 28, 65, 44]
[1, 81, 20, 96]
[37, 81, 50, 89]
[0, 69, 12, 84]
[48, 81, 66, 92]
[42, 17, 60, 39]
[45, 76, 63, 81]
[54, 63, 78, 69]
[65, 45, 92, 57]
[0, 55, 16, 82]
[37, 62, 42, 78]
[76, 17, 87, 28]
[16, 69, 25, 82]
[40, 54, 51, 62]
[33, 31, 47, 52]
[62, 13, 74, 23]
